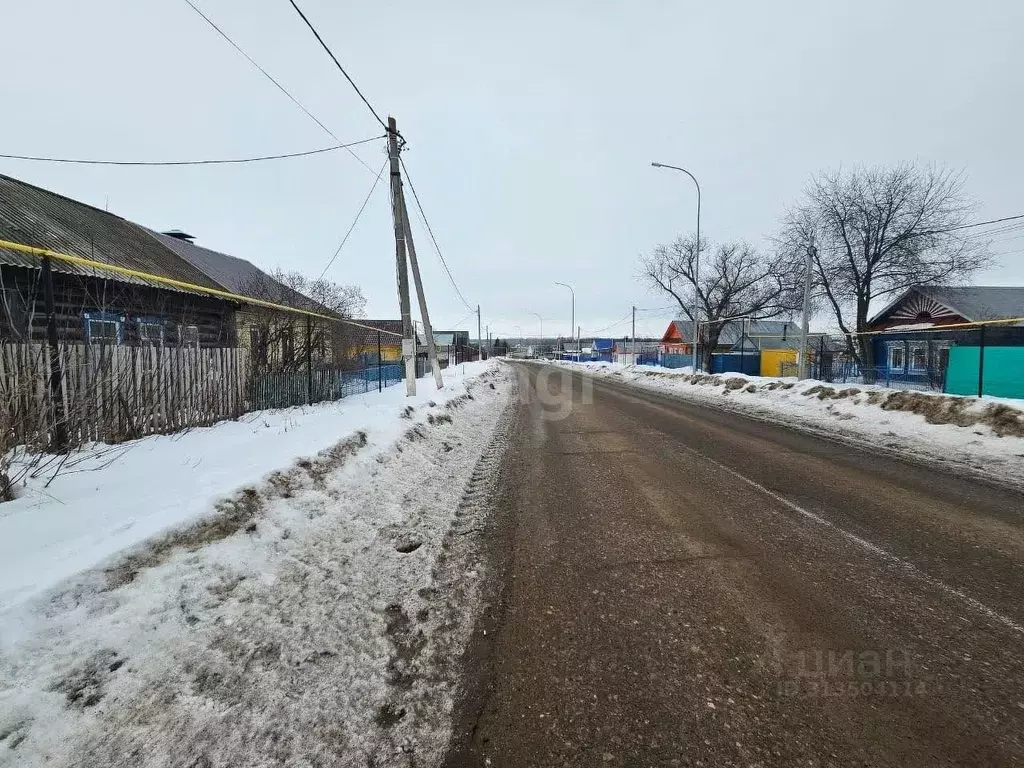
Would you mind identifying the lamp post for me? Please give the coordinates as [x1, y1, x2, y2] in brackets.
[529, 312, 543, 340]
[554, 282, 575, 357]
[652, 161, 701, 372]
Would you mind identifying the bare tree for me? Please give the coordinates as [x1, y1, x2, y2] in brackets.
[777, 163, 992, 369]
[641, 236, 800, 371]
[239, 269, 366, 371]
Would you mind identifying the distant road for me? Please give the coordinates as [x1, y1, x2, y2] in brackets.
[446, 362, 1024, 767]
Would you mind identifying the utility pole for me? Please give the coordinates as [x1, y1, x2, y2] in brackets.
[387, 116, 416, 395]
[397, 190, 444, 389]
[798, 233, 815, 379]
[477, 304, 482, 361]
[631, 305, 636, 361]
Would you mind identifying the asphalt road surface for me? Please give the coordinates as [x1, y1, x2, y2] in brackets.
[445, 363, 1024, 768]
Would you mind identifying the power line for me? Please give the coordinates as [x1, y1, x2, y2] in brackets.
[933, 213, 1024, 234]
[284, 0, 388, 131]
[448, 309, 476, 329]
[816, 213, 1024, 256]
[0, 136, 383, 167]
[318, 159, 388, 280]
[399, 157, 475, 313]
[182, 0, 377, 174]
[591, 313, 632, 334]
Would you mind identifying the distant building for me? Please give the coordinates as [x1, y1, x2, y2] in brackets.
[432, 330, 470, 347]
[343, 320, 416, 364]
[659, 318, 802, 355]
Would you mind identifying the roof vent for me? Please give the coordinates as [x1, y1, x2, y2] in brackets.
[162, 229, 195, 243]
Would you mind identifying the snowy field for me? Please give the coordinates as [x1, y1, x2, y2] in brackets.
[0, 360, 514, 767]
[552, 361, 1024, 488]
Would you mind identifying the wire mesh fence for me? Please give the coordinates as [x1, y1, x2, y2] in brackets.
[635, 323, 1024, 399]
[810, 325, 1024, 398]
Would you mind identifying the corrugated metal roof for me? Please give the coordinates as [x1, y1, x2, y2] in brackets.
[143, 228, 324, 312]
[869, 285, 1024, 326]
[0, 175, 225, 294]
[915, 286, 1024, 322]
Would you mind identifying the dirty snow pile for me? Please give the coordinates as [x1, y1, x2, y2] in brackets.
[554, 361, 1024, 485]
[0, 360, 514, 767]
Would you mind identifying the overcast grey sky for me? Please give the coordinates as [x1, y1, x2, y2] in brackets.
[3, 0, 1022, 339]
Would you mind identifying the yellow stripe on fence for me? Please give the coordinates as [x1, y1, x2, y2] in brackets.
[0, 238, 403, 337]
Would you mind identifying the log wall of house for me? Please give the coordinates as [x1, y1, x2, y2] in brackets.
[0, 265, 237, 346]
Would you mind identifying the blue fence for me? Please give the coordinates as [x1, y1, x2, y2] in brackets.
[661, 354, 692, 369]
[710, 353, 760, 376]
[250, 362, 407, 411]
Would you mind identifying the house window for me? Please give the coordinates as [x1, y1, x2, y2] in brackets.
[84, 312, 124, 345]
[281, 326, 295, 366]
[887, 344, 905, 371]
[250, 326, 268, 366]
[137, 318, 165, 346]
[180, 325, 199, 349]
[909, 343, 928, 372]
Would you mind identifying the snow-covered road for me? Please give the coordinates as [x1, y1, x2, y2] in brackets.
[1, 360, 514, 767]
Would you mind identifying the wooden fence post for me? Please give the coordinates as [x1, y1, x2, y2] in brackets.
[978, 324, 986, 398]
[306, 316, 313, 404]
[41, 257, 68, 450]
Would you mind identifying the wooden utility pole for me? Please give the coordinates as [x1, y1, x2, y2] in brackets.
[398, 191, 444, 390]
[387, 116, 416, 395]
[631, 305, 636, 361]
[798, 233, 815, 379]
[477, 305, 482, 361]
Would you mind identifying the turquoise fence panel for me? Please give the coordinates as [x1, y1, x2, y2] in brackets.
[945, 346, 1024, 399]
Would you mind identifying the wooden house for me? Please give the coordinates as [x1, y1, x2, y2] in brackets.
[147, 228, 336, 370]
[341, 320, 414, 364]
[0, 175, 237, 347]
[866, 286, 1024, 390]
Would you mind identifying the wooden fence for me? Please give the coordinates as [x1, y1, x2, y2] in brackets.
[0, 343, 247, 447]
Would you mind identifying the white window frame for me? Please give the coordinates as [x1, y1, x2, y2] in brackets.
[179, 324, 200, 349]
[908, 343, 928, 372]
[887, 343, 906, 371]
[86, 318, 122, 345]
[138, 321, 165, 346]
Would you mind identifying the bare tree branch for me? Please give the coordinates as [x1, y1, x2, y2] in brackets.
[776, 162, 992, 369]
[641, 235, 802, 370]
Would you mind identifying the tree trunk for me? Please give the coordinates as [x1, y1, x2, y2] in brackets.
[702, 327, 722, 373]
[855, 298, 875, 382]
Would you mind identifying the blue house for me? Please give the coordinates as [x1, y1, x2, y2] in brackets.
[866, 285, 1024, 393]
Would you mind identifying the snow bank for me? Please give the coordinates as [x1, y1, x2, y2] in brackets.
[0, 362, 489, 611]
[1, 360, 513, 767]
[553, 361, 1024, 486]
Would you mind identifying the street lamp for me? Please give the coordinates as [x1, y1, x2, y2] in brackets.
[554, 282, 575, 356]
[529, 312, 543, 340]
[652, 161, 701, 372]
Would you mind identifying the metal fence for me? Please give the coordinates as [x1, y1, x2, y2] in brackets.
[249, 363, 404, 410]
[636, 324, 1024, 399]
[812, 325, 1024, 398]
